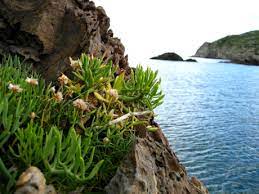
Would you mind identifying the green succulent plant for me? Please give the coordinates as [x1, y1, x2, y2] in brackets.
[0, 54, 164, 193]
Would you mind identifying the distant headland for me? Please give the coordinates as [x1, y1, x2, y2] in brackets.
[194, 31, 259, 66]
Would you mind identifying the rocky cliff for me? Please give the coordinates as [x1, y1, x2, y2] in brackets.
[106, 134, 208, 194]
[0, 0, 208, 193]
[194, 31, 259, 65]
[0, 0, 130, 81]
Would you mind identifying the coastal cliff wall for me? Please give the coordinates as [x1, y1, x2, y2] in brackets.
[0, 0, 130, 81]
[0, 0, 208, 193]
[194, 31, 259, 65]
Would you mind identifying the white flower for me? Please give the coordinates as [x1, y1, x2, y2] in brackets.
[69, 57, 82, 70]
[25, 77, 38, 86]
[58, 74, 69, 85]
[108, 89, 119, 100]
[8, 83, 23, 93]
[53, 92, 63, 102]
[73, 99, 88, 111]
[103, 137, 110, 145]
[30, 112, 36, 119]
[50, 86, 56, 93]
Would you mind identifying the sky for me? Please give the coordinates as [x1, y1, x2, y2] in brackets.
[95, 0, 259, 62]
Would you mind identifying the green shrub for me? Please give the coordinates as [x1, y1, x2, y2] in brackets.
[0, 54, 164, 193]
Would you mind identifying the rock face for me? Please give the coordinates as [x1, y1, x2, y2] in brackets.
[15, 167, 56, 194]
[105, 127, 209, 194]
[0, 0, 130, 81]
[151, 52, 184, 61]
[194, 31, 259, 65]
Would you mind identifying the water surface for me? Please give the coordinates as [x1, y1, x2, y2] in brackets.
[140, 59, 259, 193]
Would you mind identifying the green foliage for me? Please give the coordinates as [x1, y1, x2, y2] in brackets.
[120, 65, 164, 110]
[73, 55, 116, 92]
[11, 124, 103, 188]
[0, 54, 164, 193]
[214, 30, 259, 48]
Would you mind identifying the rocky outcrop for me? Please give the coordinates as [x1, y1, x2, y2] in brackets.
[194, 31, 259, 65]
[185, 59, 197, 62]
[194, 42, 211, 58]
[0, 0, 130, 81]
[105, 126, 209, 194]
[151, 52, 184, 61]
[15, 167, 56, 194]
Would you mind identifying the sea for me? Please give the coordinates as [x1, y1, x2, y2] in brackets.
[134, 58, 259, 193]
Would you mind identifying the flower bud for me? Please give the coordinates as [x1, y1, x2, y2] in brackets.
[103, 137, 110, 145]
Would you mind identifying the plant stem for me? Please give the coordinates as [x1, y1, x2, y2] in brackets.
[109, 111, 152, 125]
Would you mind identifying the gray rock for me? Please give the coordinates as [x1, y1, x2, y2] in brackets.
[15, 166, 56, 194]
[105, 136, 209, 194]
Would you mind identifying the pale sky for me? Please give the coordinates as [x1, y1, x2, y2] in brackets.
[95, 0, 259, 62]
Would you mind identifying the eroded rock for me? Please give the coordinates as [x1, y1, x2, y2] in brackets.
[0, 0, 130, 81]
[105, 133, 209, 194]
[15, 166, 56, 194]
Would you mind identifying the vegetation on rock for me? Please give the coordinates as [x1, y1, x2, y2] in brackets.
[0, 54, 164, 193]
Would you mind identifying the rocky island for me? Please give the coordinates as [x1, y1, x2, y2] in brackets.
[0, 0, 208, 193]
[151, 52, 184, 61]
[151, 52, 197, 62]
[194, 31, 259, 65]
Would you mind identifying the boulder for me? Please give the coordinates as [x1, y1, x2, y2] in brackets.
[15, 166, 56, 194]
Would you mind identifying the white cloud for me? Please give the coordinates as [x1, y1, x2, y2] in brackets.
[95, 0, 259, 62]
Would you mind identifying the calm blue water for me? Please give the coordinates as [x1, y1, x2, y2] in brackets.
[141, 59, 259, 193]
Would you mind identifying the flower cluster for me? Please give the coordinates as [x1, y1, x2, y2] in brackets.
[108, 89, 119, 100]
[25, 77, 38, 86]
[8, 77, 39, 93]
[58, 74, 69, 85]
[73, 99, 89, 111]
[53, 91, 63, 103]
[8, 83, 23, 93]
[69, 57, 82, 70]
